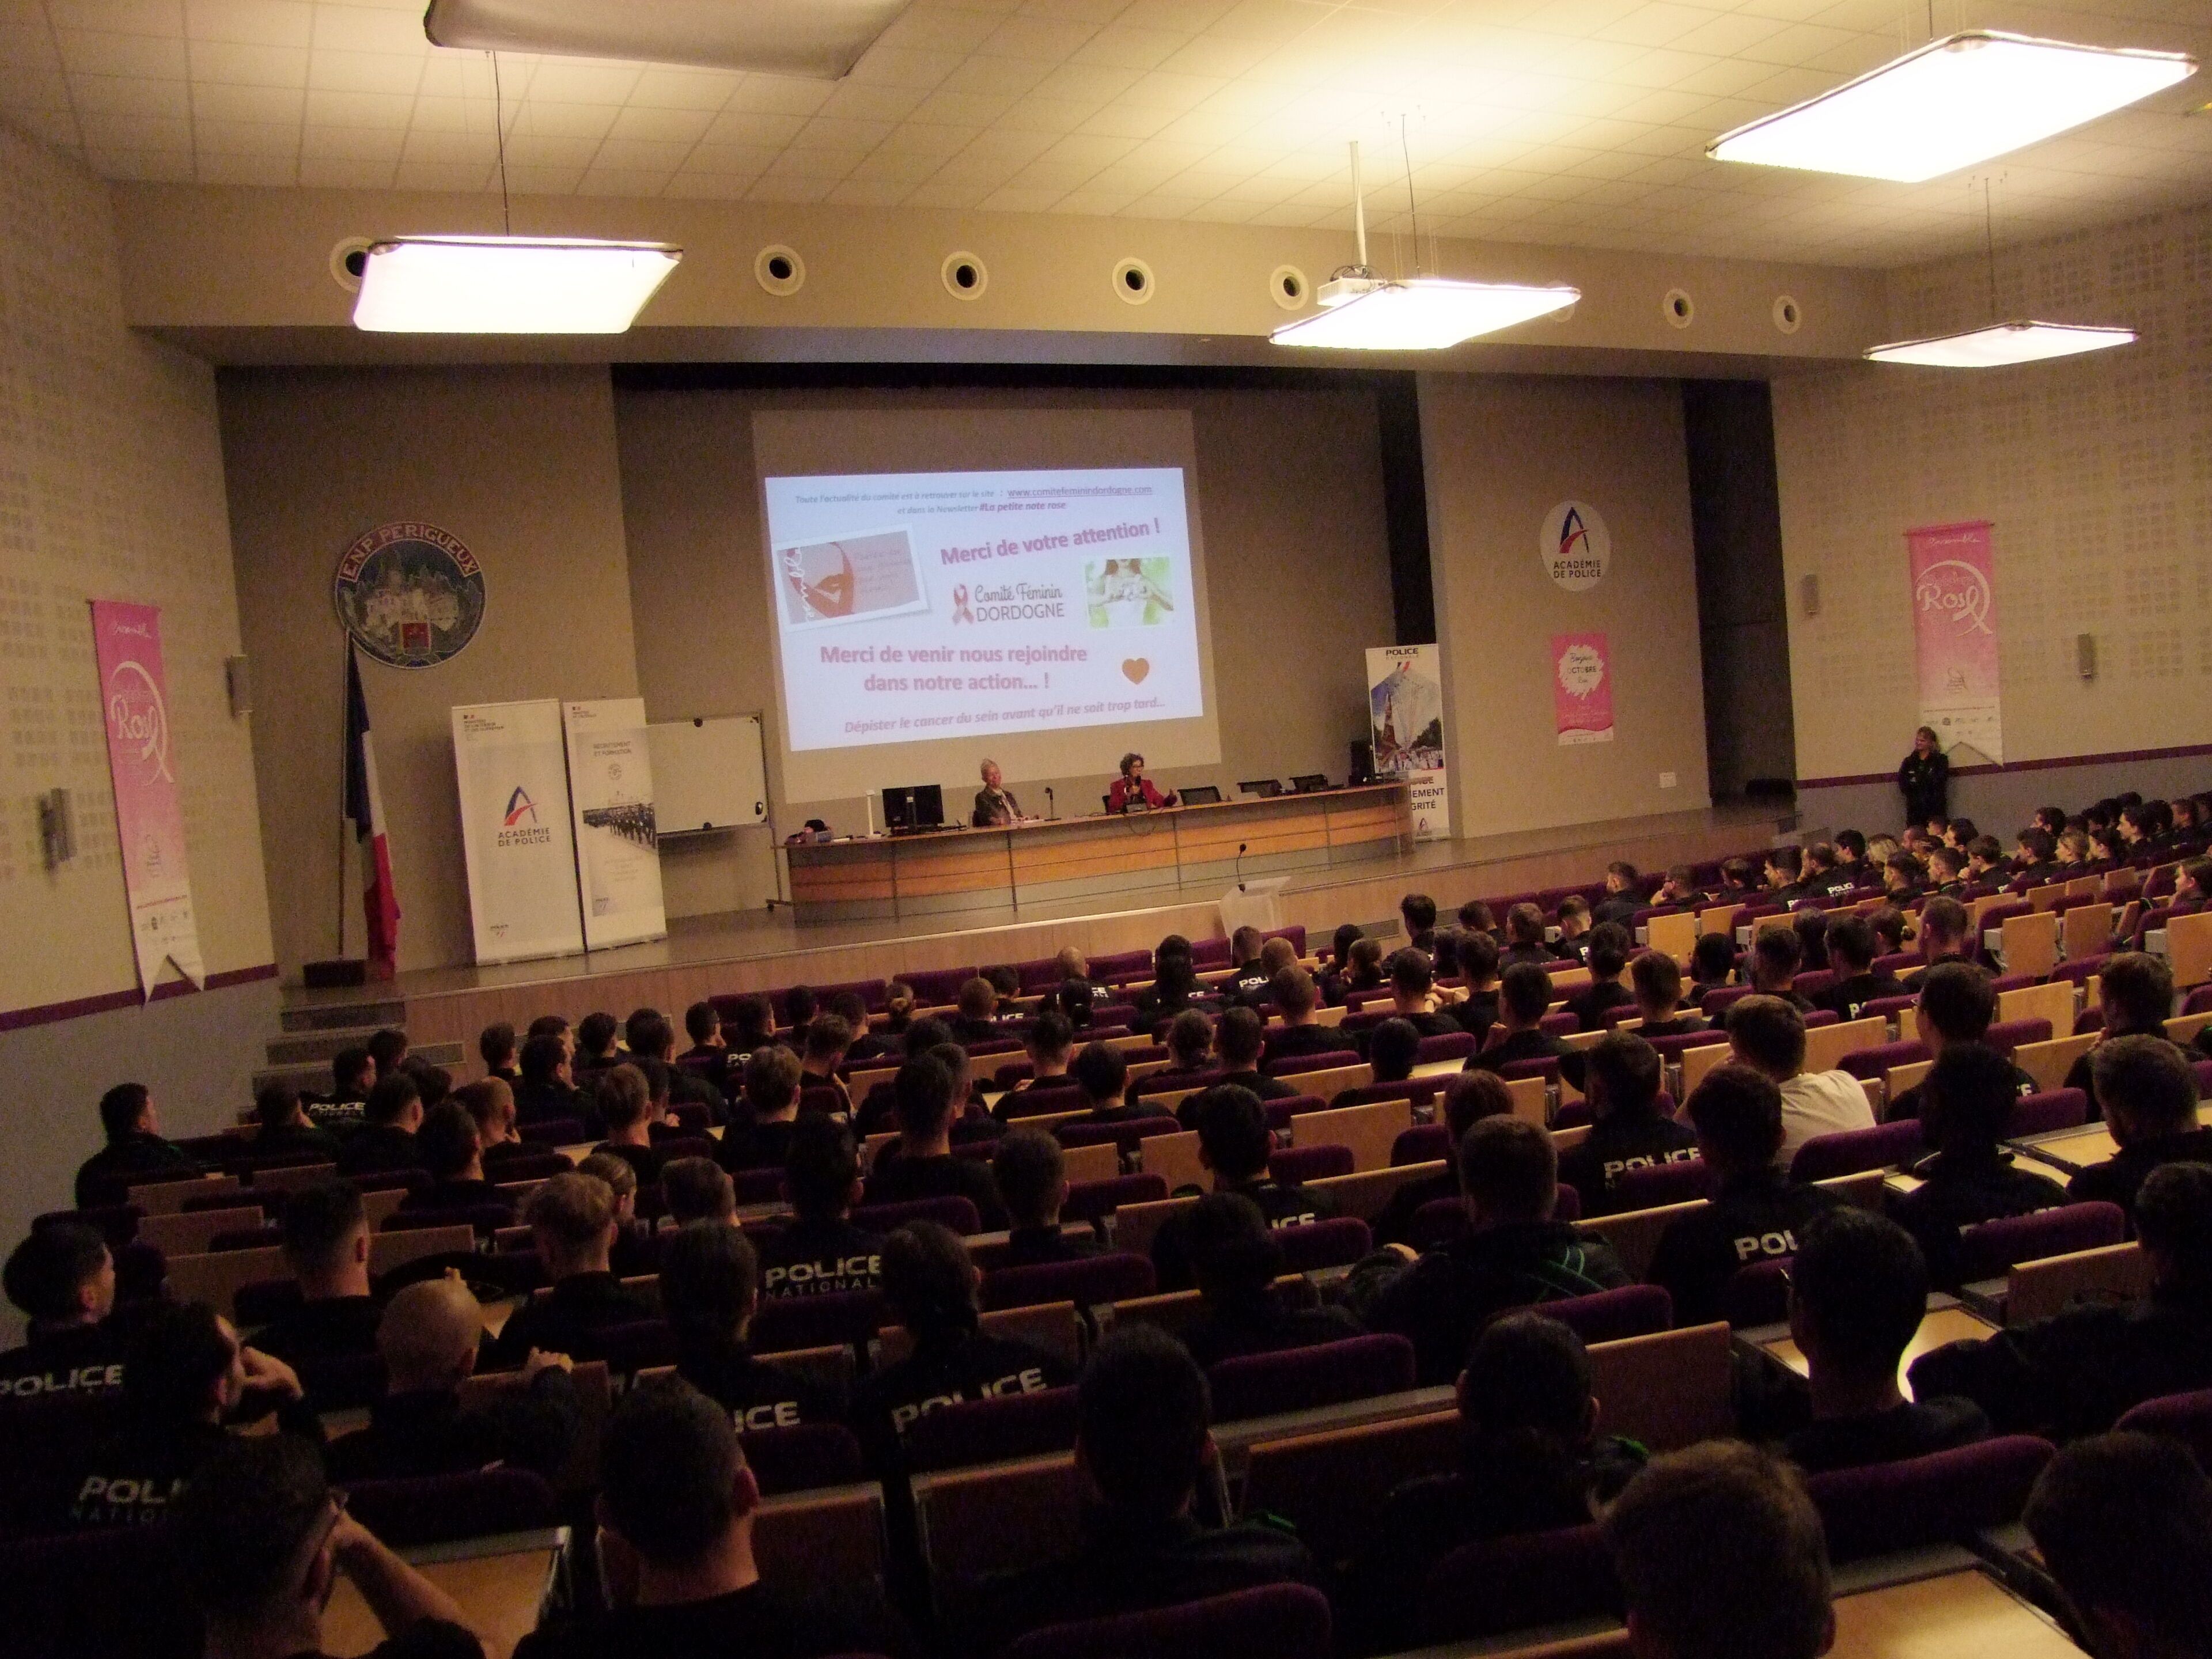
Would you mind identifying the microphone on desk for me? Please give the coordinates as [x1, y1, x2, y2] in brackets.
[1045, 786, 1056, 821]
[1236, 842, 1248, 892]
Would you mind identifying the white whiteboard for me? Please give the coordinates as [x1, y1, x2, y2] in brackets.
[647, 716, 768, 832]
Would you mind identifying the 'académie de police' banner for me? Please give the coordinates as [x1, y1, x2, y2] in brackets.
[1907, 521, 2003, 766]
[1367, 644, 1450, 841]
[90, 600, 205, 996]
[562, 698, 666, 953]
[452, 699, 585, 965]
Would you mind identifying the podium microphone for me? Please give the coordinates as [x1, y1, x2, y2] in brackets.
[1045, 786, 1056, 821]
[1236, 841, 1248, 892]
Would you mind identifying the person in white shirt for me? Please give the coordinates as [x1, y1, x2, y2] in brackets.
[1724, 995, 1874, 1171]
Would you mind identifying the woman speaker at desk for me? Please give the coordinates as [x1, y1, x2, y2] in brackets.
[1107, 752, 1176, 813]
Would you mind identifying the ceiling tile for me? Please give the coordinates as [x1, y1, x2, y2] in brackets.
[69, 70, 189, 114]
[605, 103, 714, 143]
[194, 145, 291, 180]
[298, 118, 402, 155]
[79, 108, 188, 146]
[188, 37, 306, 83]
[190, 77, 299, 118]
[191, 112, 294, 150]
[185, 0, 312, 48]
[301, 85, 409, 124]
[292, 150, 388, 184]
[55, 28, 188, 78]
[50, 1, 184, 36]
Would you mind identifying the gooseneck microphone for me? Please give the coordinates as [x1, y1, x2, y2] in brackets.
[1236, 841, 1248, 892]
[1045, 786, 1056, 821]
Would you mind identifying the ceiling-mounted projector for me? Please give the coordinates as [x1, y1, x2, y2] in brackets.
[423, 0, 915, 80]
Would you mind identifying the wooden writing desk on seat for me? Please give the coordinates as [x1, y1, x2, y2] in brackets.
[2011, 1103, 2212, 1177]
[322, 1528, 565, 1659]
[1745, 1298, 1997, 1399]
[786, 783, 1411, 923]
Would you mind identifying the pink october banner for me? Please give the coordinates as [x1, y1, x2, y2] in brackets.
[90, 601, 205, 995]
[1551, 632, 1614, 745]
[1907, 521, 2003, 764]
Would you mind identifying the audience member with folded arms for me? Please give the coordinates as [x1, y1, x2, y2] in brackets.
[992, 1130, 1101, 1267]
[1467, 963, 1569, 1074]
[1604, 1441, 1836, 1659]
[324, 1278, 578, 1484]
[1646, 1065, 1847, 1328]
[1379, 949, 1464, 1039]
[961, 1324, 1316, 1654]
[1150, 1085, 1338, 1289]
[2024, 1431, 2212, 1659]
[73, 1081, 198, 1209]
[492, 1173, 657, 1368]
[862, 1054, 1010, 1228]
[661, 1221, 840, 1430]
[1725, 995, 1874, 1170]
[514, 1378, 906, 1659]
[1350, 1116, 1631, 1387]
[0, 1221, 126, 1407]
[2070, 1036, 2211, 1218]
[1889, 1044, 2067, 1288]
[1749, 1207, 1990, 1473]
[1353, 1311, 1645, 1649]
[1911, 1161, 2212, 1437]
[756, 1117, 885, 1300]
[1556, 1032, 1699, 1216]
[1176, 1191, 1362, 1368]
[177, 1435, 483, 1659]
[847, 1220, 1073, 1466]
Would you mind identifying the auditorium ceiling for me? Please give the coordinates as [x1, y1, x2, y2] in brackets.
[2, 0, 2206, 267]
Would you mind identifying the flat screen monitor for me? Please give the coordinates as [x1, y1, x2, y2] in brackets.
[1179, 784, 1222, 806]
[1239, 778, 1282, 798]
[1291, 774, 1330, 793]
[911, 783, 945, 829]
[881, 785, 915, 831]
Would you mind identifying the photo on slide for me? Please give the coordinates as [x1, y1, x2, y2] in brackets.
[1085, 557, 1176, 628]
[777, 529, 929, 630]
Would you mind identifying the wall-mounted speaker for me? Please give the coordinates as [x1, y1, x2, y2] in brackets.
[1772, 294, 1802, 334]
[329, 237, 373, 293]
[941, 251, 987, 300]
[1112, 257, 1154, 305]
[1664, 287, 1695, 328]
[1270, 264, 1308, 310]
[226, 654, 252, 717]
[755, 244, 805, 296]
[2077, 632, 2097, 680]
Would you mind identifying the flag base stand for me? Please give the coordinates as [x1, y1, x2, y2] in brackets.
[304, 957, 368, 990]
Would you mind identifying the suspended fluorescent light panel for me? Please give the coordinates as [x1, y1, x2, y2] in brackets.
[1865, 320, 2135, 368]
[423, 0, 913, 79]
[1272, 277, 1580, 350]
[1709, 31, 2195, 183]
[353, 236, 681, 334]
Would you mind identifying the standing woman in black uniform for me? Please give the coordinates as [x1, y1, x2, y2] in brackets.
[1897, 726, 1950, 832]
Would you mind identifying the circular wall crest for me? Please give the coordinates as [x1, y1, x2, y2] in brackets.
[1538, 500, 1611, 592]
[334, 521, 485, 668]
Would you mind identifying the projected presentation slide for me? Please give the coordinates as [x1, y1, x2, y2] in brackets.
[764, 467, 1204, 753]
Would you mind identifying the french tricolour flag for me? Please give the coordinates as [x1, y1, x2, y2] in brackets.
[344, 642, 400, 975]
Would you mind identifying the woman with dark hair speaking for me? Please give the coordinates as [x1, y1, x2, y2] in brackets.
[1897, 726, 1949, 830]
[1106, 752, 1176, 813]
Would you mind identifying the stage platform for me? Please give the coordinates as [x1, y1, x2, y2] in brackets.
[294, 801, 1795, 1065]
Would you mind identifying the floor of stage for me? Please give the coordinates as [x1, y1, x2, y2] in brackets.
[297, 798, 1795, 1012]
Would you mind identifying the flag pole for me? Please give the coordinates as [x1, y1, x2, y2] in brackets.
[338, 638, 351, 961]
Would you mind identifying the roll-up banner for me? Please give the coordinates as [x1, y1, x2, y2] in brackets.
[1551, 632, 1615, 745]
[1907, 520, 2003, 764]
[1367, 643, 1450, 841]
[452, 699, 584, 964]
[562, 698, 667, 951]
[90, 600, 206, 995]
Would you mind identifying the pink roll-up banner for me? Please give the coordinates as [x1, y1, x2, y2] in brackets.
[1551, 631, 1614, 745]
[90, 601, 204, 995]
[1906, 521, 2003, 765]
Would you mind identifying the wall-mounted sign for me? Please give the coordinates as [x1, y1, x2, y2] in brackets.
[1539, 500, 1611, 592]
[335, 521, 485, 668]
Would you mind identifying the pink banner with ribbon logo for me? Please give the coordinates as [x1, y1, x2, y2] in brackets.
[1906, 521, 2003, 765]
[1551, 632, 1614, 745]
[91, 601, 203, 994]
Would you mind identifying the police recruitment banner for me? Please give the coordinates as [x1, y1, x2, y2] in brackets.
[452, 700, 585, 964]
[1552, 632, 1615, 745]
[90, 601, 205, 994]
[1367, 644, 1450, 841]
[562, 698, 666, 952]
[1907, 520, 2003, 764]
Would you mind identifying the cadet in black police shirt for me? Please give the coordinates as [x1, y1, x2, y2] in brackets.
[717, 1045, 806, 1174]
[1563, 925, 1635, 1032]
[960, 1325, 1315, 1656]
[757, 1117, 885, 1301]
[1466, 962, 1569, 1074]
[1556, 1033, 1699, 1216]
[1814, 916, 1908, 1021]
[324, 1278, 579, 1484]
[252, 1181, 382, 1372]
[1760, 1209, 1988, 1475]
[0, 1221, 126, 1407]
[661, 1222, 840, 1431]
[993, 1130, 1103, 1268]
[1150, 1085, 1337, 1290]
[249, 1080, 343, 1168]
[516, 1379, 905, 1659]
[512, 1031, 584, 1127]
[1175, 1192, 1362, 1369]
[1452, 931, 1504, 1047]
[861, 1054, 1010, 1230]
[1627, 949, 1707, 1041]
[1378, 949, 1468, 1040]
[336, 1073, 426, 1179]
[1891, 1044, 2067, 1290]
[589, 1063, 669, 1188]
[2071, 1035, 2212, 1221]
[2063, 953, 2177, 1099]
[847, 1220, 1071, 1467]
[397, 1103, 516, 1224]
[1265, 965, 1348, 1060]
[1644, 1065, 1846, 1328]
[493, 1173, 657, 1369]
[1886, 961, 2033, 1121]
[1205, 1007, 1301, 1112]
[73, 1081, 198, 1209]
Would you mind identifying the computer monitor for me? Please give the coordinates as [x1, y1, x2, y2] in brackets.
[1238, 778, 1282, 798]
[881, 786, 915, 831]
[911, 783, 945, 829]
[1179, 784, 1222, 806]
[1290, 774, 1330, 794]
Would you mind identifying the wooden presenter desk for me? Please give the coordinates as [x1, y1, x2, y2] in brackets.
[785, 782, 1411, 923]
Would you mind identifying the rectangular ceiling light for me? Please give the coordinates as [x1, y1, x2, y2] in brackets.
[423, 0, 914, 80]
[1865, 320, 2136, 368]
[1709, 31, 2195, 183]
[353, 236, 681, 334]
[1272, 278, 1580, 351]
